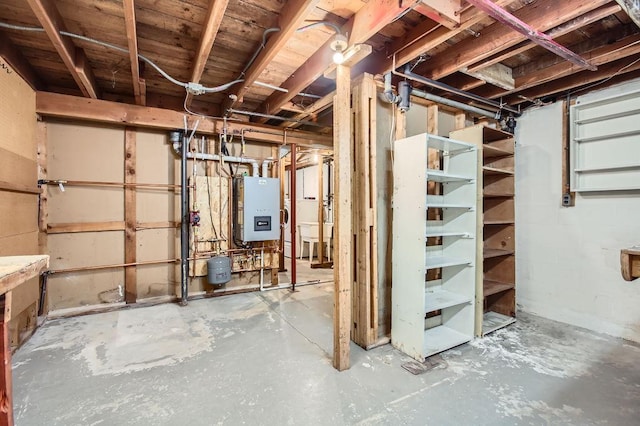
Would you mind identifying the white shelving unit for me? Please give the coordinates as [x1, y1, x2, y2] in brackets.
[392, 133, 477, 361]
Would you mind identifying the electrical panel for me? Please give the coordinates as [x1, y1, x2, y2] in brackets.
[233, 176, 280, 242]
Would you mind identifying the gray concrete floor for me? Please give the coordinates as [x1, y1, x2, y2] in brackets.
[12, 281, 640, 426]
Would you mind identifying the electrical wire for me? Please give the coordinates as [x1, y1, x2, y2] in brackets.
[567, 56, 640, 97]
[0, 21, 243, 93]
[296, 21, 341, 34]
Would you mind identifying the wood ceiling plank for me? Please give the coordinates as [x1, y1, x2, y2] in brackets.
[25, 0, 100, 98]
[184, 0, 231, 107]
[420, 0, 610, 81]
[0, 33, 45, 90]
[122, 0, 145, 105]
[259, 0, 412, 119]
[467, 3, 622, 74]
[227, 0, 321, 109]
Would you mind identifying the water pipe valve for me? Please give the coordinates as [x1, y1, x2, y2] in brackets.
[190, 210, 201, 227]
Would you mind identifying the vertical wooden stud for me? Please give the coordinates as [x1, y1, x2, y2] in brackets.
[279, 151, 286, 272]
[36, 120, 48, 315]
[561, 100, 576, 206]
[0, 293, 13, 426]
[454, 112, 466, 130]
[124, 128, 137, 304]
[333, 63, 352, 371]
[317, 154, 325, 262]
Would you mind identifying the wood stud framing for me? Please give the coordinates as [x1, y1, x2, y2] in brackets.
[124, 128, 137, 304]
[122, 0, 145, 106]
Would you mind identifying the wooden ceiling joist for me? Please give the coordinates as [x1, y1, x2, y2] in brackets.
[122, 0, 145, 106]
[258, 0, 413, 120]
[420, 0, 610, 81]
[465, 0, 597, 71]
[185, 0, 231, 107]
[0, 33, 45, 90]
[467, 3, 623, 74]
[227, 0, 321, 109]
[26, 0, 99, 99]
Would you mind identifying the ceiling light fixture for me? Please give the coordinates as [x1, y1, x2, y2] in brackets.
[330, 33, 348, 65]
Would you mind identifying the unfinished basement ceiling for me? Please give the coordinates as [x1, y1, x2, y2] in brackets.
[1, 0, 639, 126]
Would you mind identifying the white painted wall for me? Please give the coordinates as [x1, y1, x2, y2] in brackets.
[515, 79, 640, 342]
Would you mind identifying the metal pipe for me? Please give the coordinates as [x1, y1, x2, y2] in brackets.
[186, 152, 259, 176]
[393, 55, 521, 115]
[254, 80, 288, 93]
[180, 133, 189, 306]
[465, 0, 597, 71]
[290, 143, 297, 291]
[412, 88, 500, 119]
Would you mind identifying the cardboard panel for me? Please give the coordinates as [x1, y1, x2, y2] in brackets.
[0, 192, 38, 238]
[0, 147, 37, 188]
[0, 61, 36, 159]
[48, 270, 126, 310]
[47, 121, 124, 181]
[47, 186, 124, 223]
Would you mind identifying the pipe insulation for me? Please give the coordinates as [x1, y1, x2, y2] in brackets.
[411, 88, 500, 119]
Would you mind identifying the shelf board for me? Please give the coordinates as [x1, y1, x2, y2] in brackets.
[484, 220, 515, 226]
[483, 280, 515, 297]
[423, 325, 471, 358]
[426, 169, 474, 183]
[424, 288, 472, 313]
[427, 134, 475, 153]
[483, 166, 514, 176]
[483, 248, 515, 259]
[574, 164, 640, 173]
[483, 192, 515, 198]
[482, 144, 513, 159]
[425, 256, 471, 269]
[427, 203, 475, 210]
[425, 230, 471, 238]
[482, 311, 516, 336]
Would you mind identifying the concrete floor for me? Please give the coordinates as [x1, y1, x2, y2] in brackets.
[12, 282, 640, 425]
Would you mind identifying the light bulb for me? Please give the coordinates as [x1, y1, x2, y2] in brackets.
[332, 51, 345, 65]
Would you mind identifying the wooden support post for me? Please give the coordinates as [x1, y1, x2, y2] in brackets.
[454, 112, 466, 130]
[124, 128, 137, 304]
[0, 293, 13, 426]
[351, 74, 379, 347]
[333, 63, 352, 371]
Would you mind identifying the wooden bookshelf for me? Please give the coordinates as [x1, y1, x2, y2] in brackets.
[450, 125, 517, 336]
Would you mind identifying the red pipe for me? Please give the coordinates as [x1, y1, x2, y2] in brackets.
[466, 0, 597, 71]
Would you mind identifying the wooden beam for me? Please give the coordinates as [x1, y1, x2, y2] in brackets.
[228, 0, 320, 109]
[479, 33, 640, 100]
[47, 221, 125, 234]
[124, 128, 137, 304]
[1, 293, 13, 426]
[465, 0, 596, 71]
[504, 56, 640, 106]
[0, 33, 45, 90]
[280, 91, 335, 129]
[26, 0, 99, 98]
[616, 0, 640, 29]
[260, 0, 412, 119]
[414, 0, 462, 29]
[122, 0, 145, 105]
[0, 181, 40, 195]
[185, 0, 230, 107]
[419, 0, 609, 81]
[369, 0, 516, 77]
[35, 92, 332, 147]
[463, 62, 514, 90]
[467, 4, 622, 74]
[621, 247, 640, 281]
[333, 63, 352, 371]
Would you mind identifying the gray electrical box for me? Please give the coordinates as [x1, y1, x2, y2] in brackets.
[233, 176, 280, 242]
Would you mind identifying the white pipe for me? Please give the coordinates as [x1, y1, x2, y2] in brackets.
[261, 158, 274, 177]
[186, 152, 259, 176]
